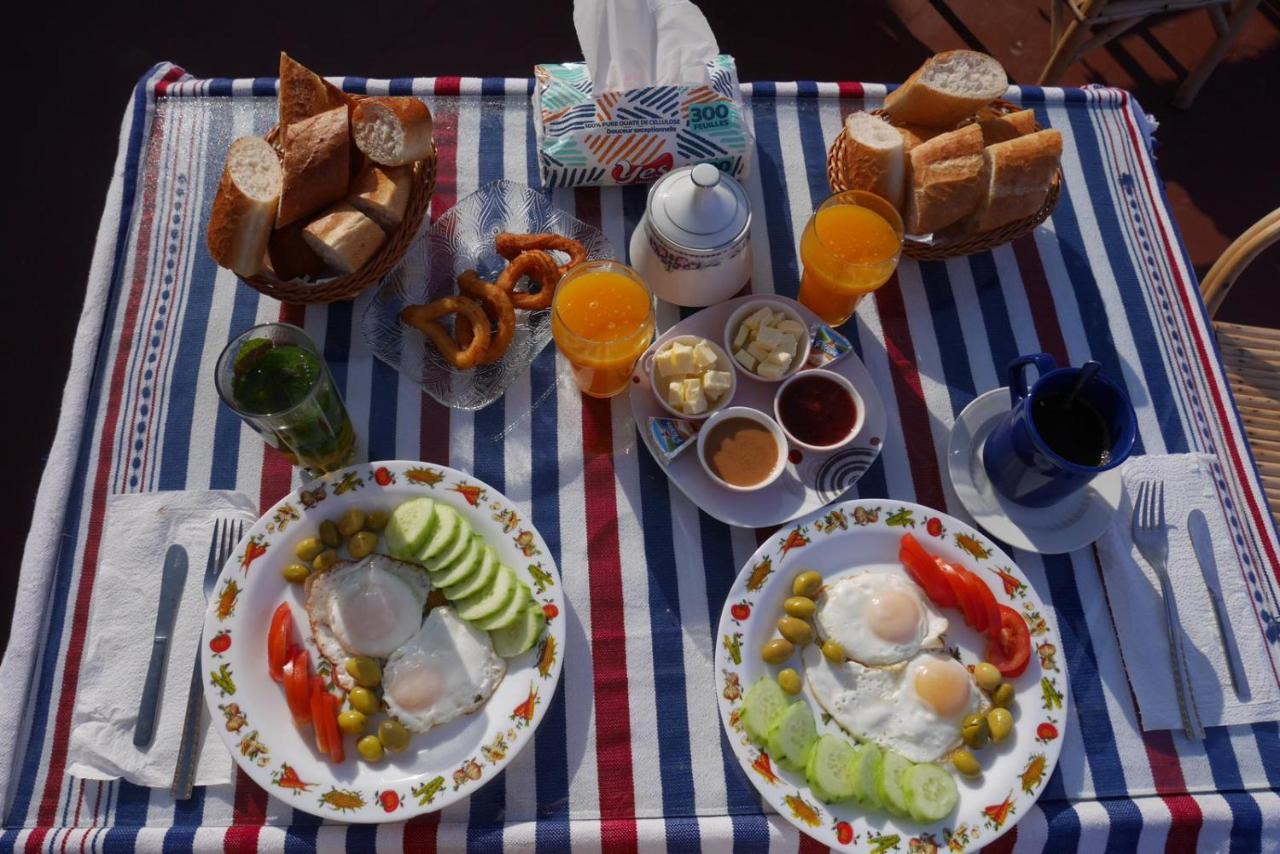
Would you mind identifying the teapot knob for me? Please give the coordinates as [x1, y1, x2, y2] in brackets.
[691, 163, 720, 188]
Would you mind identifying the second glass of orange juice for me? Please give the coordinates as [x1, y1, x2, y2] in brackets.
[551, 260, 655, 398]
[798, 190, 904, 326]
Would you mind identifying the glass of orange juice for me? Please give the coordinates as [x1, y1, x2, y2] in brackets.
[551, 260, 656, 398]
[797, 190, 904, 326]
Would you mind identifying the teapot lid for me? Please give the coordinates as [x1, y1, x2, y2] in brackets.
[647, 163, 750, 252]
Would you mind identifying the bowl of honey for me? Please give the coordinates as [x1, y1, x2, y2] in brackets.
[695, 406, 788, 493]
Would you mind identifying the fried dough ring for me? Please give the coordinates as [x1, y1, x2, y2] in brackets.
[400, 296, 491, 370]
[496, 250, 562, 311]
[456, 271, 516, 365]
[495, 231, 588, 275]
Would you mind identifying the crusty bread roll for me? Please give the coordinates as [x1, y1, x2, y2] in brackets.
[841, 112, 906, 211]
[904, 123, 985, 235]
[969, 129, 1062, 232]
[267, 220, 326, 281]
[352, 98, 434, 167]
[206, 136, 282, 277]
[896, 123, 942, 153]
[277, 106, 350, 227]
[278, 52, 349, 130]
[348, 164, 412, 230]
[884, 51, 1008, 128]
[977, 108, 1038, 146]
[303, 204, 386, 273]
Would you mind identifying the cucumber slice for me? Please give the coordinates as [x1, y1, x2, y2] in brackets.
[902, 763, 959, 823]
[443, 548, 499, 600]
[849, 743, 883, 809]
[490, 601, 546, 657]
[805, 734, 857, 803]
[456, 565, 516, 622]
[767, 701, 817, 773]
[422, 515, 473, 570]
[742, 678, 789, 747]
[418, 504, 462, 562]
[474, 583, 531, 631]
[875, 750, 914, 818]
[431, 535, 483, 586]
[384, 498, 436, 559]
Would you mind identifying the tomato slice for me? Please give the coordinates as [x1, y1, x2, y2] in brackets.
[324, 693, 345, 764]
[957, 566, 1002, 641]
[952, 566, 991, 633]
[986, 605, 1032, 678]
[899, 534, 956, 609]
[283, 650, 311, 726]
[309, 676, 329, 755]
[934, 562, 978, 628]
[268, 603, 293, 684]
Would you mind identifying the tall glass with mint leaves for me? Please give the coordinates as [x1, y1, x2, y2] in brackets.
[215, 323, 355, 477]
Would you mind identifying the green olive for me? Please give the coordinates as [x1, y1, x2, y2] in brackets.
[378, 719, 411, 753]
[792, 570, 823, 598]
[777, 617, 813, 646]
[337, 709, 367, 736]
[783, 596, 816, 619]
[357, 734, 384, 762]
[761, 637, 795, 664]
[282, 562, 311, 584]
[365, 510, 390, 532]
[987, 708, 1013, 743]
[338, 508, 367, 537]
[952, 749, 982, 777]
[312, 548, 341, 573]
[319, 520, 341, 548]
[777, 668, 802, 695]
[973, 662, 1002, 693]
[345, 656, 382, 688]
[991, 682, 1016, 710]
[348, 686, 380, 715]
[295, 537, 324, 562]
[961, 712, 989, 749]
[821, 639, 846, 663]
[347, 531, 379, 560]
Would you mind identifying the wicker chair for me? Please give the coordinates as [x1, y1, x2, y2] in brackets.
[1200, 208, 1280, 523]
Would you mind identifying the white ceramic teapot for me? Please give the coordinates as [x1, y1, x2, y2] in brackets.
[629, 163, 753, 307]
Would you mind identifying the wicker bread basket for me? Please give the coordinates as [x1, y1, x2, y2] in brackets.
[826, 100, 1060, 260]
[241, 117, 437, 304]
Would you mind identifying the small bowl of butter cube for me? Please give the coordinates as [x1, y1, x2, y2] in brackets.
[649, 334, 738, 419]
[723, 299, 811, 382]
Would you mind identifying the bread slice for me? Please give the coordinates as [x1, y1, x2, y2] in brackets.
[206, 136, 282, 277]
[303, 204, 386, 273]
[348, 164, 412, 230]
[841, 112, 906, 212]
[277, 106, 350, 227]
[352, 98, 434, 167]
[884, 51, 1008, 128]
[904, 123, 985, 235]
[267, 220, 326, 281]
[969, 129, 1062, 232]
[278, 52, 349, 130]
[977, 108, 1038, 146]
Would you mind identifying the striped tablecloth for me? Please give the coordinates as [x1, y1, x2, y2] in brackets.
[2, 62, 1277, 852]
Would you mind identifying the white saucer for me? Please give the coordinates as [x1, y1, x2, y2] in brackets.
[947, 388, 1122, 554]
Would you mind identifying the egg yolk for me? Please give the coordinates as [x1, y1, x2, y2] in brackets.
[867, 588, 922, 643]
[387, 653, 444, 712]
[913, 658, 971, 717]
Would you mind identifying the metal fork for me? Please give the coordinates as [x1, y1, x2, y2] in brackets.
[172, 518, 244, 799]
[1130, 481, 1205, 740]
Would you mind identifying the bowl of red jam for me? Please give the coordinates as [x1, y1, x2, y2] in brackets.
[772, 369, 864, 452]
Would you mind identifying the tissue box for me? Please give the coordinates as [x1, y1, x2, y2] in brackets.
[533, 54, 754, 188]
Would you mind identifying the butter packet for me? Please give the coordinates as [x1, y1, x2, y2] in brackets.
[532, 55, 754, 188]
[807, 324, 853, 368]
[648, 416, 700, 463]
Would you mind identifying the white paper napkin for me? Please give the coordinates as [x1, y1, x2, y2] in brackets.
[1096, 453, 1280, 731]
[67, 491, 258, 787]
[573, 0, 718, 94]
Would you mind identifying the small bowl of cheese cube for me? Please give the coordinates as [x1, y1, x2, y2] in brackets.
[649, 335, 738, 419]
[723, 299, 811, 382]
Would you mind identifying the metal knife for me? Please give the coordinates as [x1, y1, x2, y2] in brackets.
[134, 544, 189, 747]
[1188, 510, 1250, 699]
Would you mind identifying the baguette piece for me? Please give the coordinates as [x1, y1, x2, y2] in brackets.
[277, 106, 350, 227]
[904, 123, 985, 235]
[969, 129, 1063, 232]
[896, 123, 943, 153]
[348, 164, 412, 230]
[352, 98, 434, 167]
[206, 136, 282, 277]
[267, 220, 326, 281]
[278, 52, 349, 130]
[884, 50, 1008, 128]
[303, 204, 386, 273]
[841, 112, 906, 211]
[977, 108, 1038, 146]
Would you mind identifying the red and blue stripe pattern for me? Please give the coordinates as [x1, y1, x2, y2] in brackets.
[1, 65, 1277, 852]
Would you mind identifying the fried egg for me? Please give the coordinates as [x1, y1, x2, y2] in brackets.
[815, 572, 948, 665]
[382, 606, 506, 733]
[803, 646, 988, 763]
